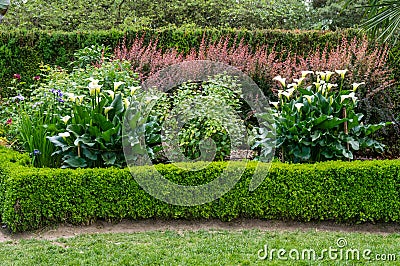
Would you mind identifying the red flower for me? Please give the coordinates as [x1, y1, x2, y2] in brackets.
[6, 118, 12, 125]
[33, 75, 41, 81]
[13, 74, 21, 80]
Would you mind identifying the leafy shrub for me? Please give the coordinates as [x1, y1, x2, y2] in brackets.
[45, 61, 140, 168]
[259, 70, 390, 163]
[1, 147, 400, 232]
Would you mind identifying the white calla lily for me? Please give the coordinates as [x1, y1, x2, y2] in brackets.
[340, 92, 357, 104]
[352, 82, 365, 92]
[104, 106, 113, 115]
[293, 77, 305, 86]
[335, 69, 348, 79]
[273, 75, 286, 87]
[269, 101, 279, 109]
[105, 90, 115, 100]
[304, 95, 313, 104]
[61, 115, 71, 124]
[294, 103, 304, 112]
[301, 71, 314, 78]
[113, 81, 125, 91]
[58, 132, 70, 139]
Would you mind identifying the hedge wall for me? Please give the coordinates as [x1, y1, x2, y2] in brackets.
[0, 147, 400, 233]
[0, 27, 363, 97]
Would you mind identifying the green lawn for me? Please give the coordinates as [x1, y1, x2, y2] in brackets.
[0, 230, 399, 265]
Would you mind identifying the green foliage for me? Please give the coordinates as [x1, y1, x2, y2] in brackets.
[0, 28, 365, 98]
[165, 75, 244, 161]
[71, 44, 111, 69]
[310, 0, 367, 30]
[45, 61, 140, 168]
[345, 0, 400, 43]
[1, 0, 311, 31]
[1, 147, 400, 232]
[256, 70, 390, 163]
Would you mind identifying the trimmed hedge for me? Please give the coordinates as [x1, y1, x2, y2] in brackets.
[0, 27, 364, 97]
[0, 147, 400, 232]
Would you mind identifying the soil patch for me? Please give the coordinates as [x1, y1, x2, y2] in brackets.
[1, 219, 399, 242]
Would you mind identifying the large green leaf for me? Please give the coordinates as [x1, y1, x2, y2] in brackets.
[110, 93, 124, 115]
[63, 156, 87, 168]
[318, 117, 347, 129]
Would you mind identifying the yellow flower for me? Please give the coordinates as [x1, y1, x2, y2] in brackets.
[335, 69, 348, 79]
[273, 75, 286, 87]
[113, 81, 125, 91]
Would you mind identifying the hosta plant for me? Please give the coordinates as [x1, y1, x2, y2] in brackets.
[256, 70, 390, 163]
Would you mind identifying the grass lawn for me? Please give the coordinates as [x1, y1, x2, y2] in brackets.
[0, 229, 399, 265]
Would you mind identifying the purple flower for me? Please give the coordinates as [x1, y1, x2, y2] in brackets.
[33, 149, 41, 156]
[58, 98, 64, 103]
[14, 94, 25, 101]
[13, 74, 21, 80]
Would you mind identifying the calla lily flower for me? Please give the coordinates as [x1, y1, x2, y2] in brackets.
[104, 106, 114, 115]
[304, 95, 313, 104]
[352, 82, 365, 92]
[76, 95, 84, 104]
[88, 78, 102, 96]
[340, 92, 357, 104]
[130, 86, 140, 96]
[294, 103, 304, 112]
[269, 101, 279, 109]
[313, 82, 321, 91]
[327, 83, 338, 92]
[335, 69, 348, 79]
[113, 81, 125, 91]
[293, 77, 305, 86]
[273, 75, 286, 87]
[301, 71, 314, 78]
[65, 93, 75, 102]
[325, 71, 335, 81]
[61, 115, 71, 124]
[316, 71, 327, 81]
[105, 90, 115, 100]
[288, 83, 298, 90]
[124, 98, 130, 109]
[58, 132, 70, 139]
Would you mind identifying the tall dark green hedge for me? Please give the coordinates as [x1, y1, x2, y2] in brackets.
[0, 27, 363, 97]
[0, 147, 400, 233]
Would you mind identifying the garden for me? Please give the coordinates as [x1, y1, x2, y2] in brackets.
[0, 0, 400, 264]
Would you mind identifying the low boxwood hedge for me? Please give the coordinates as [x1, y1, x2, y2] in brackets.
[0, 147, 399, 232]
